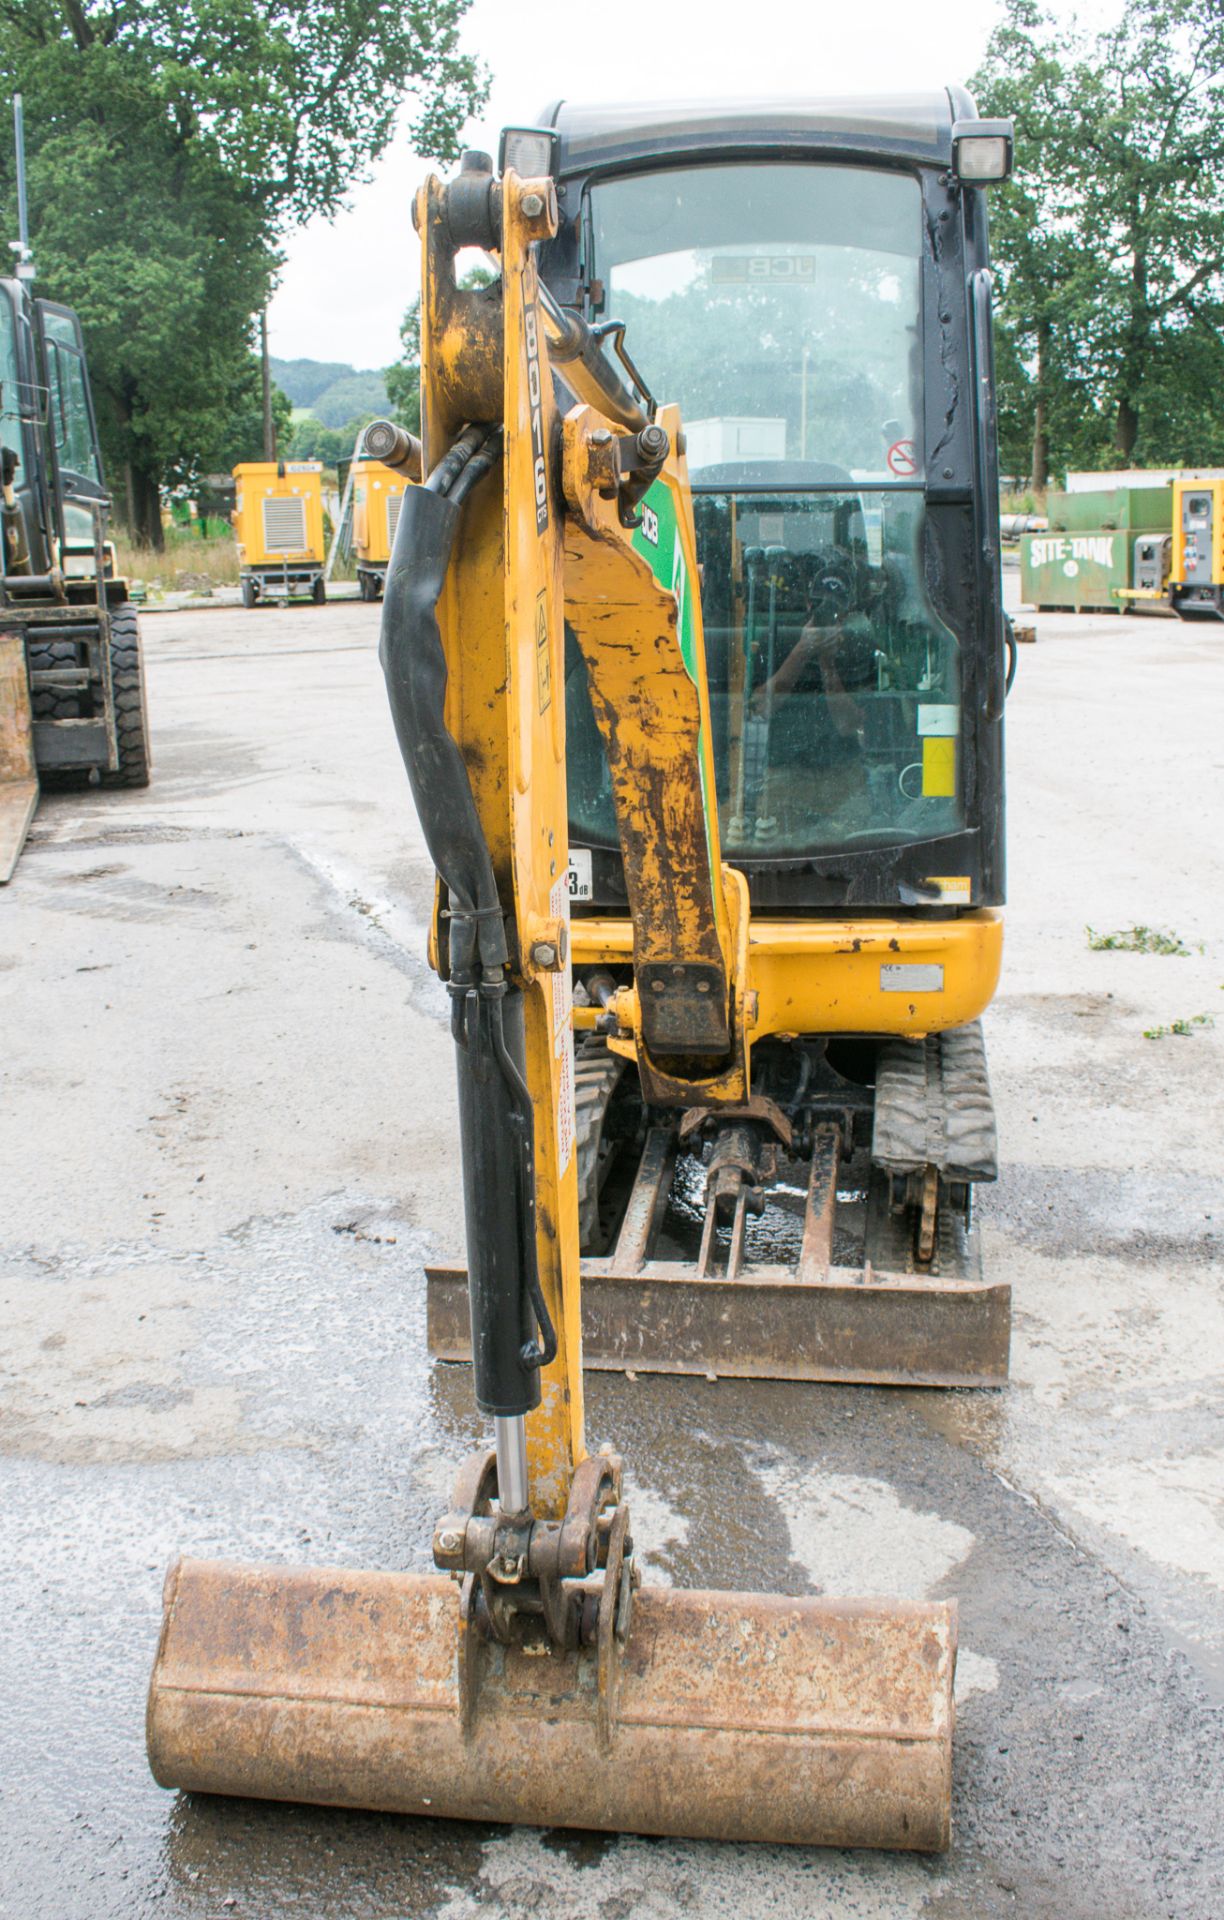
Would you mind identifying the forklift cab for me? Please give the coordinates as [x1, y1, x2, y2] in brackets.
[0, 275, 147, 884]
[532, 94, 1012, 916]
[0, 278, 109, 577]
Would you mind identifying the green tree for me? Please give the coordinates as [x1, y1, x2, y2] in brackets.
[287, 413, 373, 465]
[975, 0, 1224, 483]
[209, 358, 293, 474]
[0, 2, 485, 542]
[310, 369, 390, 428]
[385, 300, 422, 435]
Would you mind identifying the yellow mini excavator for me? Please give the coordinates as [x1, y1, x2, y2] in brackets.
[148, 93, 1014, 1851]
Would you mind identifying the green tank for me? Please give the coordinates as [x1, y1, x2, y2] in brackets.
[1021, 486, 1173, 611]
[1044, 486, 1171, 534]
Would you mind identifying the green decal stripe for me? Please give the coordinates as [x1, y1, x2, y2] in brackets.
[632, 478, 719, 906]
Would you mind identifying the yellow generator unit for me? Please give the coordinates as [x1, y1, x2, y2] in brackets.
[1170, 477, 1224, 620]
[233, 460, 327, 608]
[351, 457, 411, 601]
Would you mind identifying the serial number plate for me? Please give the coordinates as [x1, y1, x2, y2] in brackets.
[567, 847, 593, 902]
[880, 964, 944, 993]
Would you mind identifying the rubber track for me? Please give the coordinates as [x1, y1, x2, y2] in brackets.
[574, 1037, 627, 1251]
[871, 1021, 998, 1183]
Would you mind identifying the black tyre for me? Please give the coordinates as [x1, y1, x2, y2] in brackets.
[312, 575, 327, 606]
[27, 635, 83, 720]
[241, 575, 258, 609]
[101, 601, 151, 788]
[358, 571, 373, 602]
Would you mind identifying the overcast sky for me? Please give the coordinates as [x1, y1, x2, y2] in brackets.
[265, 0, 1100, 371]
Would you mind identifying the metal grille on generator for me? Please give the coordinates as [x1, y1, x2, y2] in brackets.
[262, 495, 308, 553]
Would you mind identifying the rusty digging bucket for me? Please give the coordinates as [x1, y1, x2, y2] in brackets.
[147, 1558, 956, 1850]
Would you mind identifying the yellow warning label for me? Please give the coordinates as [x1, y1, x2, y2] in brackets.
[535, 592, 551, 714]
[922, 736, 956, 797]
[926, 875, 972, 904]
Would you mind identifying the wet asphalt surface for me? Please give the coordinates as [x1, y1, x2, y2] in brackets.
[1, 592, 1222, 1918]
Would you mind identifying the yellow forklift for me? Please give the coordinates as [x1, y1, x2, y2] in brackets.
[149, 93, 1014, 1851]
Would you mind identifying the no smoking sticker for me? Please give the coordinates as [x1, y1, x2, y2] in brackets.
[886, 439, 918, 478]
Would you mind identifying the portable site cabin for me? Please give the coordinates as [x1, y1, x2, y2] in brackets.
[351, 458, 411, 601]
[233, 461, 327, 606]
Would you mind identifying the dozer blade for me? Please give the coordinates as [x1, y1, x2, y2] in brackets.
[428, 1123, 1010, 1388]
[0, 629, 38, 884]
[147, 1558, 955, 1850]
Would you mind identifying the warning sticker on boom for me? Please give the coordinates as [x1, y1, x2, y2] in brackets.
[535, 592, 551, 713]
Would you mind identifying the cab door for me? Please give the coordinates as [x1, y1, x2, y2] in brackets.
[35, 301, 107, 552]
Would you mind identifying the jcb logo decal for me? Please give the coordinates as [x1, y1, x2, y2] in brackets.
[525, 301, 548, 535]
[640, 503, 659, 546]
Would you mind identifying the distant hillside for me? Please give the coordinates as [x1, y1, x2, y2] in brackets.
[270, 357, 390, 428]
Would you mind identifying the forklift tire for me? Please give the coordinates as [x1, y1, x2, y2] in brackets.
[241, 577, 259, 609]
[27, 636, 83, 720]
[312, 576, 327, 606]
[358, 572, 376, 603]
[101, 601, 151, 788]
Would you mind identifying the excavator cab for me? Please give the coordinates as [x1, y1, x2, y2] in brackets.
[542, 98, 1009, 913]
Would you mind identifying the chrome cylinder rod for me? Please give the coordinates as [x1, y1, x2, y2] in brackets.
[494, 1414, 529, 1514]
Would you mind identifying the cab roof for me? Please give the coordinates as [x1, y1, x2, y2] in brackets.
[542, 90, 975, 175]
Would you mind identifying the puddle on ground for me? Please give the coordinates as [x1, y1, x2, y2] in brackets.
[754, 1449, 975, 1600]
[434, 1825, 935, 1920]
[656, 1149, 867, 1271]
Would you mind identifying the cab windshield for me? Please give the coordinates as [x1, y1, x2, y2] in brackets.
[569, 161, 965, 861]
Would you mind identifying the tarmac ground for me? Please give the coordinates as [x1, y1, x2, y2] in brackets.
[1, 591, 1222, 1918]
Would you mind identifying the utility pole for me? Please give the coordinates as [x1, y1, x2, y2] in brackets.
[260, 308, 275, 460]
[11, 93, 35, 283]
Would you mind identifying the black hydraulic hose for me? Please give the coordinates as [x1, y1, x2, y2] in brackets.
[379, 426, 554, 1413]
[379, 459, 506, 978]
[487, 987, 557, 1371]
[788, 1045, 813, 1114]
[425, 423, 493, 499]
[449, 427, 503, 508]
